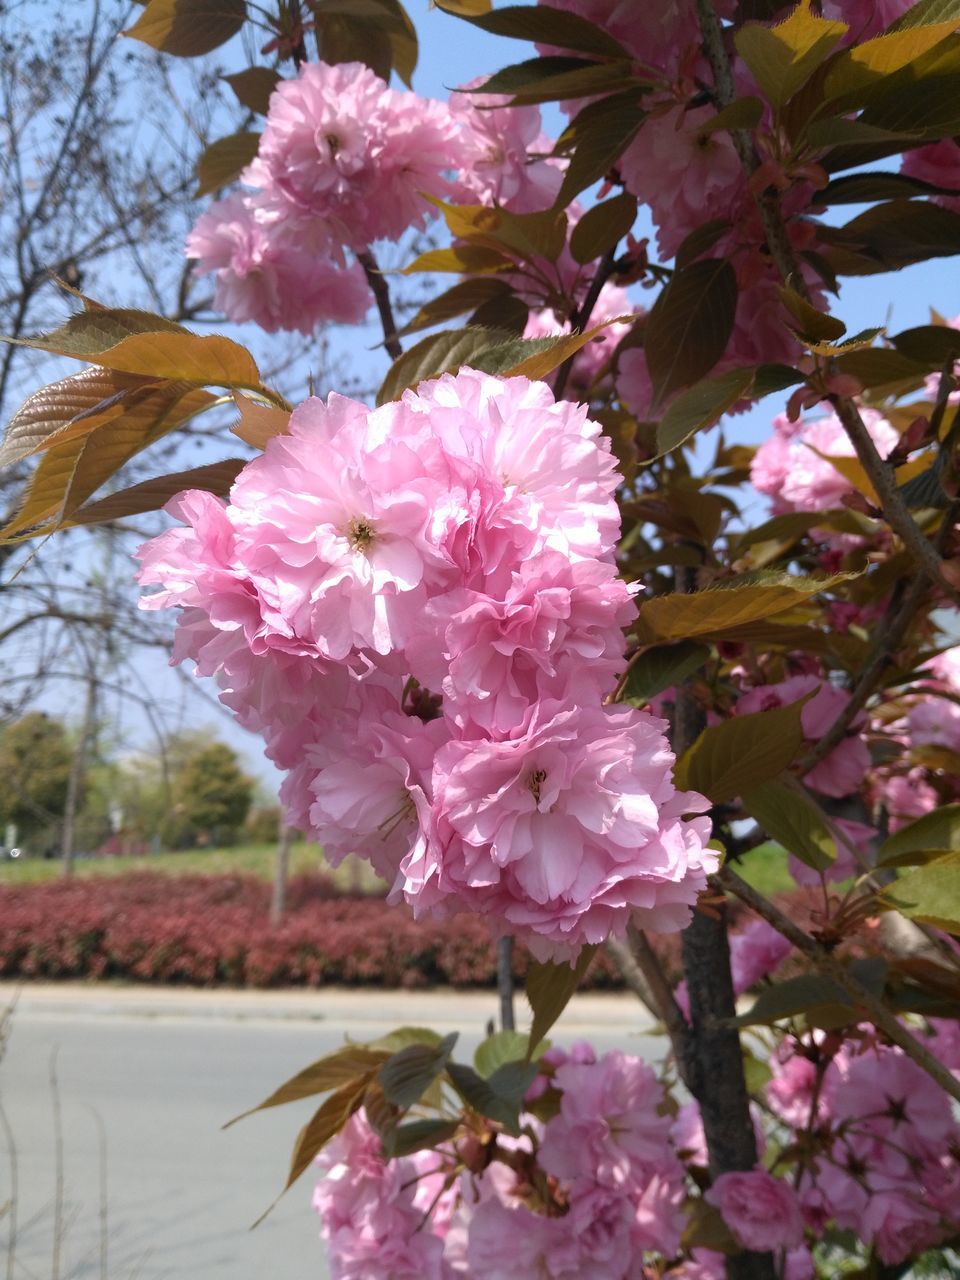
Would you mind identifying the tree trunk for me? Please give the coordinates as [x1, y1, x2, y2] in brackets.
[61, 675, 97, 878]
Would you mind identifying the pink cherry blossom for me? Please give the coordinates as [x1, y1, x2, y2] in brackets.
[313, 1110, 451, 1279]
[901, 140, 960, 212]
[706, 1168, 805, 1252]
[751, 408, 899, 516]
[620, 103, 745, 260]
[185, 192, 371, 333]
[421, 701, 715, 956]
[451, 80, 562, 213]
[729, 917, 793, 992]
[539, 1049, 679, 1188]
[252, 60, 465, 249]
[418, 552, 637, 734]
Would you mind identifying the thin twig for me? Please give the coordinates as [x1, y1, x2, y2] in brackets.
[829, 396, 960, 605]
[553, 248, 617, 401]
[358, 250, 403, 361]
[625, 925, 694, 1083]
[718, 866, 960, 1107]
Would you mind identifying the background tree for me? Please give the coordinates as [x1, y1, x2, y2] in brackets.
[162, 740, 253, 849]
[0, 712, 72, 847]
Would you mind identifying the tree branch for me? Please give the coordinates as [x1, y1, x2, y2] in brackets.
[718, 866, 960, 1108]
[829, 395, 960, 605]
[358, 250, 402, 361]
[553, 248, 617, 401]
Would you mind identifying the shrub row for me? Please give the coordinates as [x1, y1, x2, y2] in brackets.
[0, 872, 634, 989]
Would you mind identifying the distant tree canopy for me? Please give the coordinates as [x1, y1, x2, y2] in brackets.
[0, 712, 72, 842]
[164, 740, 254, 848]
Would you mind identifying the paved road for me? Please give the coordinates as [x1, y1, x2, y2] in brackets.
[0, 985, 658, 1280]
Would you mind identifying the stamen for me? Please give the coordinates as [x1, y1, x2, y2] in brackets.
[527, 768, 547, 806]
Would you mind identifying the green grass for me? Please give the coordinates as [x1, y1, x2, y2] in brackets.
[1, 836, 797, 897]
[733, 842, 794, 897]
[0, 840, 379, 891]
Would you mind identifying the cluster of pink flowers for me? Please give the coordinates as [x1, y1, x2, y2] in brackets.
[313, 1020, 960, 1277]
[138, 368, 715, 957]
[767, 1028, 960, 1266]
[187, 58, 578, 335]
[751, 409, 899, 520]
[187, 60, 466, 333]
[313, 1041, 822, 1279]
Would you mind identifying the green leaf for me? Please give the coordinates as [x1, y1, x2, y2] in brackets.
[820, 171, 960, 203]
[474, 1030, 537, 1078]
[401, 244, 512, 276]
[889, 0, 960, 28]
[445, 1059, 538, 1133]
[828, 199, 960, 275]
[644, 259, 737, 406]
[283, 1080, 366, 1191]
[833, 346, 928, 388]
[384, 1118, 461, 1158]
[734, 972, 857, 1028]
[223, 1046, 389, 1128]
[885, 854, 960, 932]
[674, 693, 812, 805]
[123, 0, 247, 56]
[398, 278, 513, 336]
[633, 574, 853, 646]
[569, 193, 637, 264]
[878, 804, 960, 866]
[751, 362, 805, 398]
[825, 21, 960, 98]
[778, 285, 846, 342]
[15, 307, 187, 357]
[65, 459, 247, 528]
[434, 0, 490, 12]
[860, 73, 960, 144]
[734, 3, 847, 107]
[195, 131, 260, 196]
[654, 367, 755, 458]
[223, 66, 281, 115]
[366, 1026, 444, 1053]
[377, 1033, 458, 1109]
[732, 511, 824, 552]
[476, 55, 606, 98]
[698, 96, 765, 135]
[494, 317, 630, 381]
[674, 218, 732, 270]
[526, 945, 597, 1057]
[0, 367, 159, 467]
[891, 323, 960, 364]
[554, 93, 645, 205]
[427, 198, 568, 262]
[2, 385, 217, 539]
[11, 311, 262, 389]
[621, 640, 711, 705]
[376, 327, 513, 405]
[741, 779, 837, 872]
[439, 3, 633, 59]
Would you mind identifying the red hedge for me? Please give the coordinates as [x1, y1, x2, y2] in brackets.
[0, 872, 630, 989]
